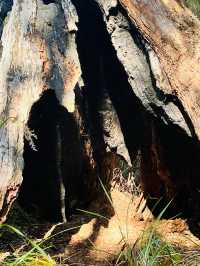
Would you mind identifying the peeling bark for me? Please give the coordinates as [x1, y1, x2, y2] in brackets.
[119, 0, 200, 139]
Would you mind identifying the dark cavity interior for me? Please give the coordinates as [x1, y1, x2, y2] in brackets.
[42, 0, 55, 5]
[19, 1, 200, 231]
[19, 90, 85, 222]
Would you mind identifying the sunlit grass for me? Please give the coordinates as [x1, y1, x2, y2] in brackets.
[115, 199, 182, 266]
[116, 227, 182, 266]
[0, 222, 81, 266]
[4, 254, 55, 266]
[186, 0, 200, 18]
[0, 224, 55, 266]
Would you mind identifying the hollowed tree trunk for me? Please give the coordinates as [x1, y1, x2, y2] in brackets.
[0, 0, 200, 222]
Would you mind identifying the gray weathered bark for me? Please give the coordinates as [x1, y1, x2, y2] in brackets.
[0, 0, 83, 222]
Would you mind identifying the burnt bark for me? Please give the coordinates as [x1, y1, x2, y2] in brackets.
[0, 0, 200, 222]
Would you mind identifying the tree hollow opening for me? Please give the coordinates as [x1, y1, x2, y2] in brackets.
[19, 90, 85, 222]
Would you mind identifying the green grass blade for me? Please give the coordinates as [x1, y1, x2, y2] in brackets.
[98, 177, 113, 207]
[77, 209, 109, 221]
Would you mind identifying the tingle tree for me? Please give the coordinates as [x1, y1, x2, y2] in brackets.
[0, 0, 200, 222]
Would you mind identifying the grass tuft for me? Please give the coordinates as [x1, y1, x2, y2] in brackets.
[0, 224, 55, 266]
[0, 222, 81, 265]
[186, 0, 200, 18]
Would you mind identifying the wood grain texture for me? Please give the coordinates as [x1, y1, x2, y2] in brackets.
[120, 0, 200, 138]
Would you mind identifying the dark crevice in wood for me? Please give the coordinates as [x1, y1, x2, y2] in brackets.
[71, 0, 200, 222]
[0, 0, 13, 58]
[164, 95, 198, 139]
[19, 90, 86, 222]
[77, 2, 200, 230]
[104, 3, 200, 225]
[42, 0, 56, 5]
[161, 120, 200, 220]
[0, 0, 13, 22]
[72, 0, 146, 165]
[141, 114, 200, 223]
[107, 5, 119, 18]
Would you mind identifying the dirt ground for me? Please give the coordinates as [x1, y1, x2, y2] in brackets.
[0, 188, 200, 265]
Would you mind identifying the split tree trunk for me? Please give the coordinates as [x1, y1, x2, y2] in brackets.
[0, 0, 200, 222]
